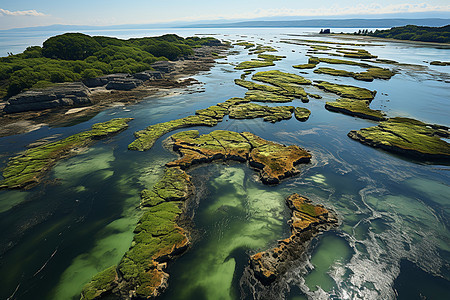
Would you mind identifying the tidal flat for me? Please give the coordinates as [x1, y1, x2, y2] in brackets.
[0, 28, 449, 300]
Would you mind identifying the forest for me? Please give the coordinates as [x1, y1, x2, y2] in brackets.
[0, 33, 219, 98]
[352, 25, 450, 43]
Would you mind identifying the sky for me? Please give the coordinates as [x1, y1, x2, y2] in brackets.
[0, 0, 449, 29]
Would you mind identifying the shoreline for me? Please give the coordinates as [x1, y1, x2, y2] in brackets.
[330, 33, 450, 48]
[0, 44, 228, 137]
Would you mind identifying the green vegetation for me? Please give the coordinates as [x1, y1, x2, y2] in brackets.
[80, 266, 118, 300]
[234, 42, 255, 49]
[168, 130, 311, 184]
[0, 33, 220, 97]
[313, 57, 373, 68]
[0, 118, 133, 190]
[293, 57, 321, 69]
[430, 61, 450, 66]
[235, 53, 285, 70]
[228, 103, 294, 123]
[244, 90, 294, 103]
[348, 117, 450, 161]
[251, 45, 278, 54]
[352, 25, 450, 43]
[235, 60, 275, 70]
[294, 107, 311, 121]
[252, 70, 311, 101]
[314, 67, 395, 82]
[234, 79, 284, 94]
[325, 98, 386, 121]
[314, 81, 376, 100]
[128, 115, 219, 151]
[336, 48, 377, 59]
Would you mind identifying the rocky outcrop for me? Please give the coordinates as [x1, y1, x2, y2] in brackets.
[105, 77, 143, 91]
[166, 130, 311, 184]
[83, 130, 312, 299]
[3, 82, 92, 114]
[151, 61, 176, 73]
[250, 193, 338, 284]
[0, 118, 133, 190]
[348, 117, 450, 162]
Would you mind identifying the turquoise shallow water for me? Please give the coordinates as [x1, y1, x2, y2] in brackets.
[0, 28, 449, 299]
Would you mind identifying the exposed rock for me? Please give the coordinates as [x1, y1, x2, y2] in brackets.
[3, 82, 92, 114]
[348, 117, 450, 162]
[167, 130, 311, 184]
[325, 98, 386, 121]
[314, 80, 376, 100]
[106, 77, 143, 91]
[133, 70, 163, 81]
[151, 61, 176, 73]
[84, 130, 312, 299]
[228, 103, 294, 123]
[250, 193, 338, 284]
[294, 107, 311, 121]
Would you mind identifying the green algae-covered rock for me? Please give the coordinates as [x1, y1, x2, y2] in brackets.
[314, 81, 376, 100]
[235, 60, 275, 70]
[294, 107, 311, 121]
[348, 117, 450, 162]
[80, 266, 118, 300]
[140, 167, 193, 207]
[234, 79, 285, 94]
[228, 103, 294, 123]
[325, 98, 386, 121]
[315, 67, 395, 82]
[0, 118, 133, 190]
[195, 105, 229, 119]
[128, 115, 218, 151]
[244, 90, 294, 103]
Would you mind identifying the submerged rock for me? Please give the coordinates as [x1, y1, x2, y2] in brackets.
[250, 193, 338, 285]
[348, 117, 450, 162]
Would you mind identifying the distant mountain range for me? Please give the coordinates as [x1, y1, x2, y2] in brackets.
[1, 18, 448, 33]
[181, 18, 450, 28]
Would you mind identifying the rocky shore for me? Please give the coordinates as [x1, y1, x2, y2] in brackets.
[249, 193, 338, 284]
[81, 130, 312, 299]
[0, 44, 228, 137]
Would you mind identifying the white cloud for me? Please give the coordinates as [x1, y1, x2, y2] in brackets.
[0, 8, 47, 17]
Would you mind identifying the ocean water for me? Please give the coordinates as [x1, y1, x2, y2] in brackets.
[0, 27, 449, 300]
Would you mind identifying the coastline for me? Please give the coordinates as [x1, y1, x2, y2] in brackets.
[0, 44, 228, 137]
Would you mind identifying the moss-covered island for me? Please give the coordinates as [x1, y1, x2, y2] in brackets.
[0, 118, 133, 189]
[314, 81, 376, 100]
[348, 117, 450, 162]
[236, 70, 312, 102]
[235, 54, 285, 70]
[250, 193, 338, 284]
[128, 91, 311, 151]
[82, 130, 312, 299]
[314, 67, 395, 82]
[294, 107, 311, 121]
[325, 98, 386, 121]
[228, 103, 294, 123]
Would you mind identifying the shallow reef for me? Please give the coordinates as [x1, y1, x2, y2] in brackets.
[294, 107, 311, 121]
[325, 98, 386, 121]
[0, 118, 133, 189]
[235, 53, 285, 70]
[249, 193, 338, 284]
[244, 90, 294, 103]
[348, 117, 450, 162]
[128, 115, 219, 151]
[82, 131, 312, 298]
[314, 67, 395, 82]
[314, 80, 376, 100]
[228, 103, 294, 123]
